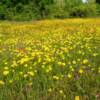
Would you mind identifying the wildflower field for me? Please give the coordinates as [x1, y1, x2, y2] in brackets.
[0, 19, 100, 100]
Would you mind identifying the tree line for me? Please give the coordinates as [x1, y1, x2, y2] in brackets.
[0, 0, 100, 21]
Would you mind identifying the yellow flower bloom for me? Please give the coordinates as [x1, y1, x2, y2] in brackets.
[9, 80, 13, 83]
[79, 69, 83, 74]
[19, 72, 23, 75]
[4, 62, 8, 65]
[98, 70, 100, 73]
[93, 53, 98, 57]
[72, 60, 76, 64]
[24, 64, 28, 67]
[83, 59, 88, 64]
[62, 63, 66, 66]
[53, 75, 59, 80]
[68, 74, 72, 78]
[29, 67, 32, 70]
[4, 67, 9, 70]
[46, 66, 52, 73]
[19, 57, 30, 65]
[24, 74, 28, 78]
[28, 71, 34, 76]
[0, 80, 5, 85]
[77, 59, 81, 61]
[11, 60, 18, 67]
[58, 62, 66, 66]
[75, 96, 80, 100]
[3, 70, 9, 76]
[58, 62, 62, 65]
[59, 90, 64, 94]
[48, 88, 52, 92]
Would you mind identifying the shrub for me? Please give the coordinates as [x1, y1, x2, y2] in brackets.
[70, 4, 98, 18]
[0, 4, 6, 20]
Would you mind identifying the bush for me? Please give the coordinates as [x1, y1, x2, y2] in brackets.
[0, 4, 6, 20]
[0, 0, 100, 20]
[96, 4, 100, 16]
[70, 4, 98, 18]
[48, 5, 69, 19]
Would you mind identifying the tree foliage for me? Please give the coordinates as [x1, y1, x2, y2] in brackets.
[0, 0, 99, 20]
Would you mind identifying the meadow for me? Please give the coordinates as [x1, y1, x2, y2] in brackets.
[0, 19, 100, 100]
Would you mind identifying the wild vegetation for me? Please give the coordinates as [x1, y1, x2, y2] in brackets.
[0, 19, 100, 99]
[0, 0, 100, 21]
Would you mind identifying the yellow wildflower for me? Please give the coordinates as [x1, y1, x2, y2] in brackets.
[19, 57, 30, 65]
[24, 64, 28, 68]
[53, 75, 59, 80]
[28, 71, 34, 76]
[48, 88, 52, 92]
[4, 62, 8, 65]
[19, 72, 23, 75]
[93, 53, 98, 57]
[83, 59, 88, 64]
[11, 60, 18, 67]
[72, 60, 76, 64]
[77, 59, 81, 61]
[59, 90, 64, 94]
[79, 69, 83, 74]
[58, 62, 62, 65]
[75, 96, 80, 100]
[0, 80, 5, 85]
[98, 69, 100, 73]
[3, 70, 9, 76]
[62, 63, 66, 66]
[46, 67, 52, 73]
[68, 74, 72, 78]
[9, 80, 13, 83]
[4, 67, 9, 70]
[24, 74, 28, 78]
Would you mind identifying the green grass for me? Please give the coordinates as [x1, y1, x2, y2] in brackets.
[0, 19, 100, 100]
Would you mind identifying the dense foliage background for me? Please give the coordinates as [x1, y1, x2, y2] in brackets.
[0, 0, 100, 21]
